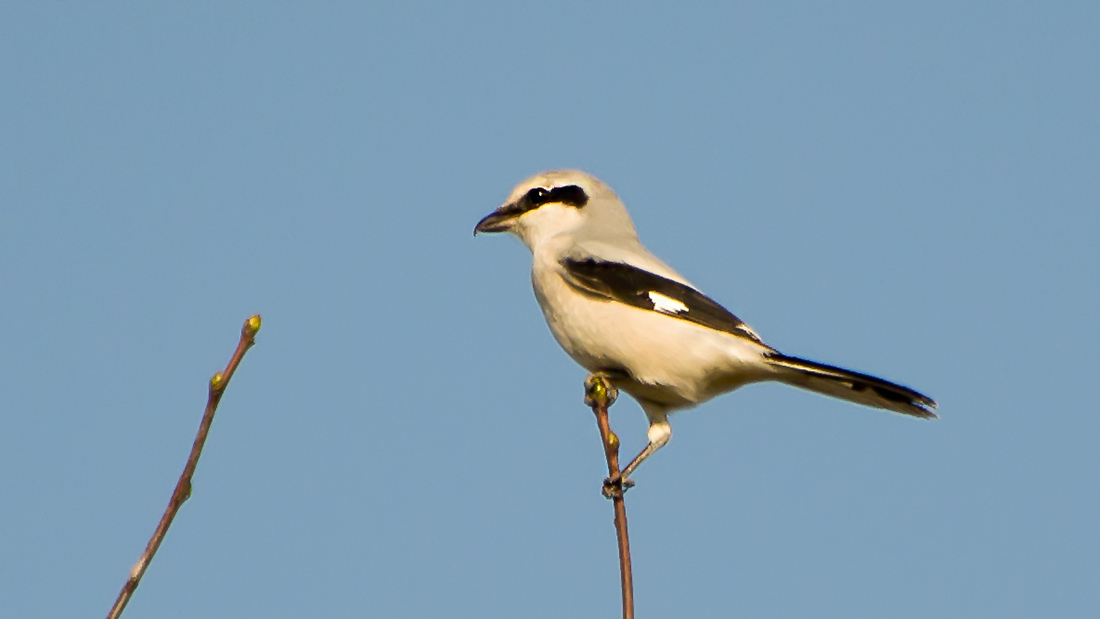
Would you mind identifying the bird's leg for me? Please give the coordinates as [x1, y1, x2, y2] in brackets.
[619, 446, 654, 483]
[619, 419, 671, 482]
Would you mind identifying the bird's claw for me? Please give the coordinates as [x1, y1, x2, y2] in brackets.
[584, 372, 619, 408]
[601, 473, 635, 499]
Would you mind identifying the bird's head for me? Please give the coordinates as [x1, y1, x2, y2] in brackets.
[475, 170, 638, 251]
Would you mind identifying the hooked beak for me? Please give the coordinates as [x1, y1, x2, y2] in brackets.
[473, 208, 518, 235]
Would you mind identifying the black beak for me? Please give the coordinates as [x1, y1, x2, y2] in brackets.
[473, 209, 517, 235]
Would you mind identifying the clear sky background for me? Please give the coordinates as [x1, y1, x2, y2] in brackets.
[2, 2, 1097, 618]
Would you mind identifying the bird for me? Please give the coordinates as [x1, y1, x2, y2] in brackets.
[475, 170, 936, 487]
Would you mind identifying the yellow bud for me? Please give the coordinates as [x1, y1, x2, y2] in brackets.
[210, 372, 225, 390]
[247, 314, 262, 333]
[608, 431, 619, 448]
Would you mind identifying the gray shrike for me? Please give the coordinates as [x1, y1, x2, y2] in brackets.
[475, 170, 936, 484]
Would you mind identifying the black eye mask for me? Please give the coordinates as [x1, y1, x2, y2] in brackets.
[516, 184, 589, 214]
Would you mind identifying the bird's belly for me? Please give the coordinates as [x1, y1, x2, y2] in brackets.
[533, 270, 768, 407]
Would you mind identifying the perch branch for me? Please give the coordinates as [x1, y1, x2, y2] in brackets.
[105, 314, 262, 619]
[585, 373, 634, 619]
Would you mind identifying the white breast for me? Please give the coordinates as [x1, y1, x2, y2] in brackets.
[529, 248, 772, 409]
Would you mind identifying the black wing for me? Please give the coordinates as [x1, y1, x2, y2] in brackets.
[560, 257, 768, 346]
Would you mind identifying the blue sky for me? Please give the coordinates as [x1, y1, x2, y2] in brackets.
[2, 2, 1098, 617]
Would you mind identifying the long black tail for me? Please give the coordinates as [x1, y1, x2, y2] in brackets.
[764, 352, 937, 419]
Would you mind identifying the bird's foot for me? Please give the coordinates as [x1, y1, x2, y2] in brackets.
[584, 372, 620, 408]
[601, 472, 635, 499]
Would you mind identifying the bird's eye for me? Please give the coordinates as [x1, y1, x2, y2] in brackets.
[526, 187, 549, 204]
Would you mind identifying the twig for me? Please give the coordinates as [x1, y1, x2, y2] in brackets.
[584, 373, 634, 619]
[105, 315, 262, 619]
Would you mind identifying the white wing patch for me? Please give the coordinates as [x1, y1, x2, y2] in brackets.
[648, 291, 689, 315]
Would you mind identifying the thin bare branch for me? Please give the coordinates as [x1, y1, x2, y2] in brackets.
[584, 373, 634, 619]
[105, 315, 262, 619]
